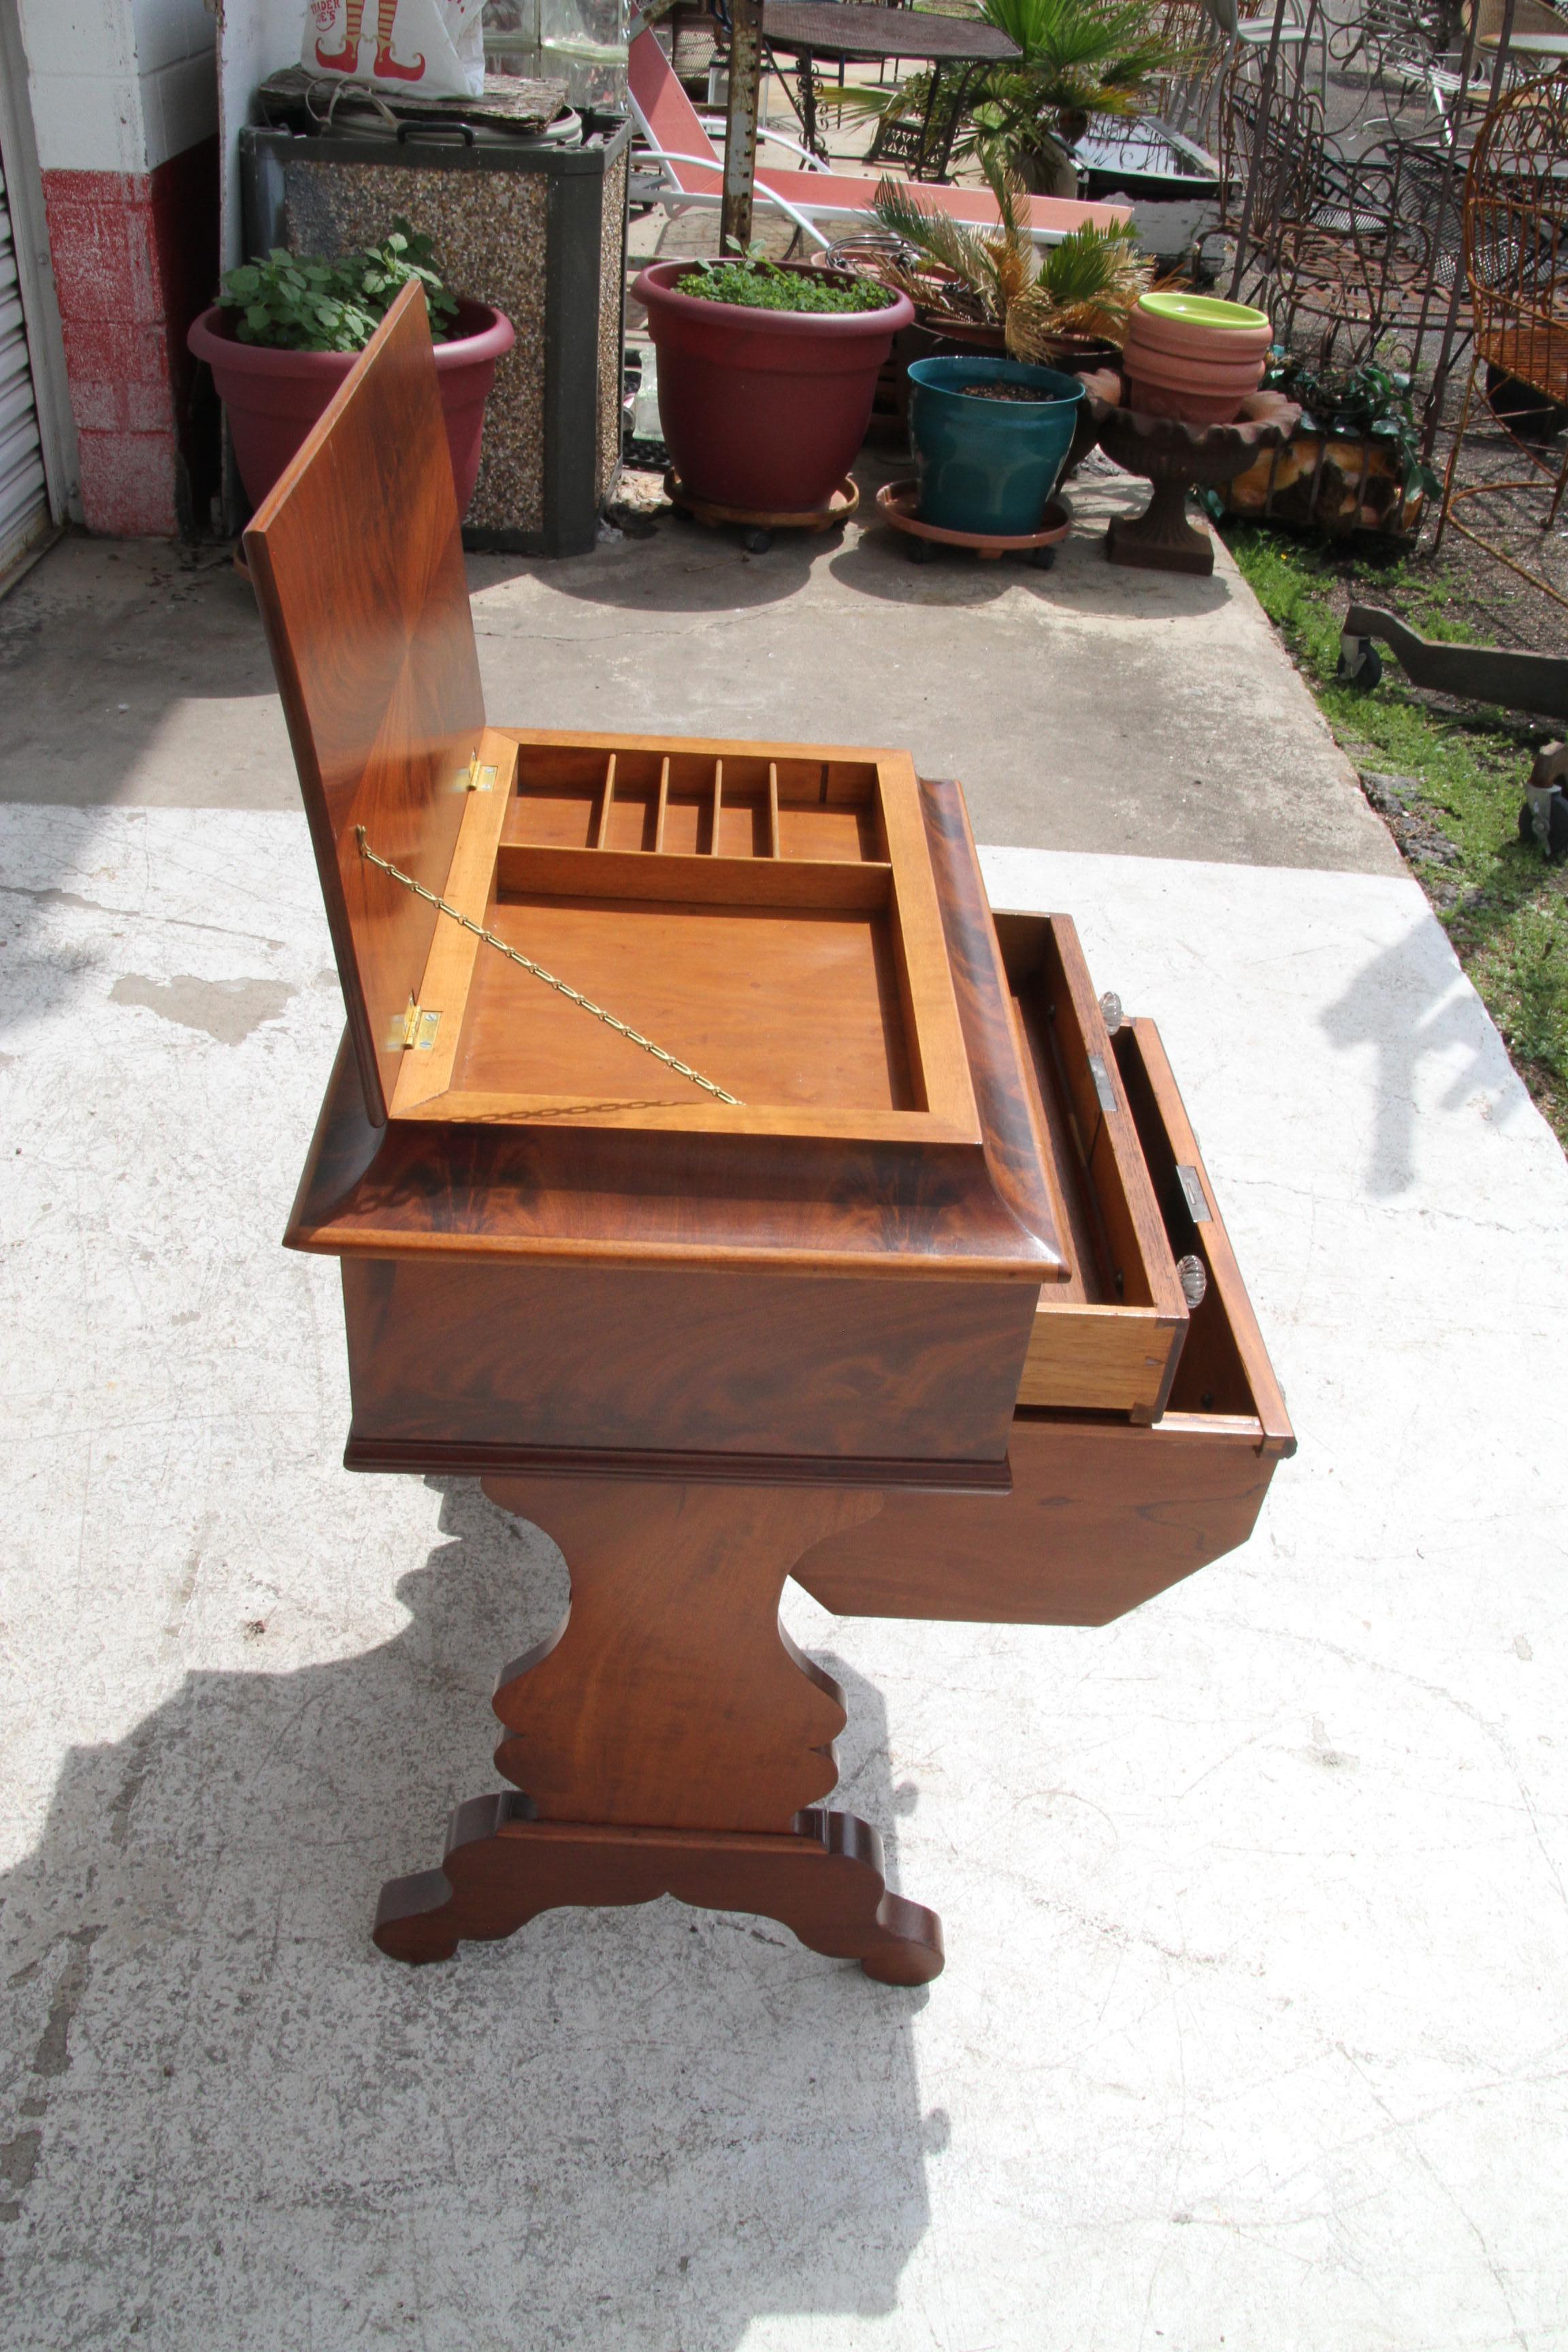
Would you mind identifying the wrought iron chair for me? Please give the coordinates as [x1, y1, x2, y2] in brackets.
[1220, 63, 1449, 362]
[1147, 0, 1232, 146]
[865, 67, 973, 182]
[1438, 70, 1568, 600]
[1327, 0, 1472, 139]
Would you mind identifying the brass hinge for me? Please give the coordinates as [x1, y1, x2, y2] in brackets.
[389, 998, 441, 1052]
[457, 750, 498, 792]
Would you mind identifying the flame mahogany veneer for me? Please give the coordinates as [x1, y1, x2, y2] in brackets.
[246, 284, 1292, 1985]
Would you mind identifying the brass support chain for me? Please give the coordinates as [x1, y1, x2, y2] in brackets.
[355, 828, 742, 1106]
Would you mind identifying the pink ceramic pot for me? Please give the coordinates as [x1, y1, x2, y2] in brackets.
[189, 296, 514, 516]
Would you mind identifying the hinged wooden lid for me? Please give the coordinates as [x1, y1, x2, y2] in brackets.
[244, 281, 487, 1126]
[252, 286, 1069, 1291]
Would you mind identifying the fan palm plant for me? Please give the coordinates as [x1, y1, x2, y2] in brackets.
[967, 0, 1175, 193]
[835, 0, 1173, 198]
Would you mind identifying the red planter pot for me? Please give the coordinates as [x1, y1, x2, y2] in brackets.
[634, 261, 914, 514]
[188, 297, 515, 517]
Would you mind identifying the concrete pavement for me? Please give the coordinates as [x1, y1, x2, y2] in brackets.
[0, 463, 1398, 875]
[1, 491, 1563, 2352]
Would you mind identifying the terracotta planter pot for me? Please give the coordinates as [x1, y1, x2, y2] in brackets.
[1126, 352, 1271, 424]
[1123, 293, 1271, 428]
[1034, 330, 1122, 374]
[1126, 339, 1269, 375]
[188, 297, 515, 517]
[1126, 293, 1271, 359]
[1124, 378, 1252, 426]
[634, 261, 913, 514]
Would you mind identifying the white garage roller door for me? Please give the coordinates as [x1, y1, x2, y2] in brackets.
[0, 137, 48, 586]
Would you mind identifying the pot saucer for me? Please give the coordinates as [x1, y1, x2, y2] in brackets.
[664, 471, 858, 554]
[877, 479, 1073, 566]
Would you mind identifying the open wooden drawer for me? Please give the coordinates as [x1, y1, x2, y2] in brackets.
[996, 911, 1190, 1422]
[789, 910, 1296, 1625]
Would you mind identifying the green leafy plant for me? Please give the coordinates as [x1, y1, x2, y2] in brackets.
[871, 154, 1152, 353]
[674, 257, 898, 314]
[1262, 350, 1443, 502]
[218, 220, 459, 353]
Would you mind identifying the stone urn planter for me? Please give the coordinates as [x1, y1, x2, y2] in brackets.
[189, 296, 514, 516]
[1085, 378, 1300, 574]
[634, 261, 913, 516]
[1121, 293, 1273, 428]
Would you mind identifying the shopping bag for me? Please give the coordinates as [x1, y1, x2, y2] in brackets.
[302, 0, 487, 99]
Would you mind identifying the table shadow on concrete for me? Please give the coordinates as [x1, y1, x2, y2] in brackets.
[0, 1477, 937, 2352]
[1321, 916, 1528, 1197]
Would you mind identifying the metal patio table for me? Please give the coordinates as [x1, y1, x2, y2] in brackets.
[760, 1, 1020, 167]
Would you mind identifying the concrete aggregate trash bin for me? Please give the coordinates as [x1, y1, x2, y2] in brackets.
[238, 105, 630, 556]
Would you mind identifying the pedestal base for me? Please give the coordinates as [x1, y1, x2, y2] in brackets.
[1105, 490, 1214, 575]
[375, 1794, 945, 1984]
[372, 1475, 944, 1985]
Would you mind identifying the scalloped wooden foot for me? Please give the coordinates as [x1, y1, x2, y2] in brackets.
[374, 1795, 945, 1985]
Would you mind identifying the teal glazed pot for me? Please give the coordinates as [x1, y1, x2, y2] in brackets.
[906, 356, 1086, 536]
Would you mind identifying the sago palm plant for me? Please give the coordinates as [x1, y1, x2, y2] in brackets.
[871, 156, 1154, 357]
[834, 0, 1172, 196]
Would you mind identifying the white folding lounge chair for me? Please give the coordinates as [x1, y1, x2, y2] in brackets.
[627, 29, 1133, 250]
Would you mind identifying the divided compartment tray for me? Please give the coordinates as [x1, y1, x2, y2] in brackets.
[386, 728, 983, 1146]
[996, 911, 1191, 1421]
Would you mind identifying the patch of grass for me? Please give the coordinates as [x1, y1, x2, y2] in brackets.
[1224, 524, 1568, 1149]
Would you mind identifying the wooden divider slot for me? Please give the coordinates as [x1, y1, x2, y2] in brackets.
[505, 744, 886, 866]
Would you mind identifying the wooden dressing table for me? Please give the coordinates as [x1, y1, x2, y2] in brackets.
[248, 282, 1292, 1985]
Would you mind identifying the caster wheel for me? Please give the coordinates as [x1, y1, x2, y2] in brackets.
[906, 535, 932, 563]
[1030, 543, 1058, 570]
[742, 527, 772, 554]
[1337, 636, 1382, 688]
[1522, 789, 1568, 858]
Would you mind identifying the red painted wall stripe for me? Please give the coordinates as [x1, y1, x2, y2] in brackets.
[42, 137, 218, 536]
